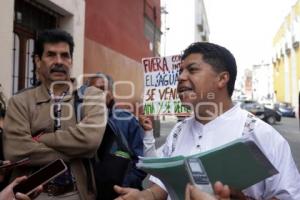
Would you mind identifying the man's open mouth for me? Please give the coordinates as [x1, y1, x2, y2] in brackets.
[178, 86, 193, 93]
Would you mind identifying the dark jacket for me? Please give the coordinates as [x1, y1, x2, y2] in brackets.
[78, 84, 147, 191]
[108, 101, 147, 189]
[94, 102, 147, 199]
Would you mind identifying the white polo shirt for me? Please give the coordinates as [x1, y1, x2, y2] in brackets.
[149, 104, 300, 200]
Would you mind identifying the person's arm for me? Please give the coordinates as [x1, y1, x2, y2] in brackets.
[37, 86, 107, 158]
[261, 135, 300, 199]
[139, 115, 157, 157]
[143, 129, 157, 157]
[3, 96, 69, 166]
[248, 124, 300, 199]
[114, 183, 168, 200]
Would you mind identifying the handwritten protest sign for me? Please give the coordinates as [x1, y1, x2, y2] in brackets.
[142, 55, 191, 115]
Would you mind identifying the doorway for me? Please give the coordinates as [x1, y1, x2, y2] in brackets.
[12, 0, 60, 93]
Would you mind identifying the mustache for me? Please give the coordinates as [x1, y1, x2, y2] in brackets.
[50, 64, 68, 74]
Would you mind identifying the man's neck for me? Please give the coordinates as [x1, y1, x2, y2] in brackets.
[47, 83, 70, 96]
[195, 98, 233, 125]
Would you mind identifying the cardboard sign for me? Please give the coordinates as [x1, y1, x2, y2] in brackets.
[142, 55, 190, 115]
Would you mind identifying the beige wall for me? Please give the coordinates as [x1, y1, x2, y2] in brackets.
[84, 38, 144, 107]
[0, 0, 14, 99]
[0, 0, 85, 98]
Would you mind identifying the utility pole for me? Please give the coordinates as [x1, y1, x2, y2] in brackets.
[161, 0, 169, 56]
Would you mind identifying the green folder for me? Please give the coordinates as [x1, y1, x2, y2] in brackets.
[137, 138, 278, 200]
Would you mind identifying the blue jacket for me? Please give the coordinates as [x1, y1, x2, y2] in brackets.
[78, 85, 147, 189]
[109, 106, 147, 189]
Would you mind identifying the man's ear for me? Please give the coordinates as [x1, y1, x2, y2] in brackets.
[107, 91, 114, 101]
[34, 55, 41, 69]
[217, 71, 230, 89]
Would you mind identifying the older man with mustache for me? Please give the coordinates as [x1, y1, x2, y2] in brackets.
[3, 29, 107, 200]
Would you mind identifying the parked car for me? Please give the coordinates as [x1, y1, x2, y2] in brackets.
[274, 102, 295, 117]
[261, 101, 275, 109]
[237, 100, 281, 124]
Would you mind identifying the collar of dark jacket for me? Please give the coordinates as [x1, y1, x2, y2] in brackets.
[35, 83, 73, 104]
[108, 99, 116, 117]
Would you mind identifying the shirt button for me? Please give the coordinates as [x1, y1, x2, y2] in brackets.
[198, 135, 202, 139]
[196, 145, 200, 148]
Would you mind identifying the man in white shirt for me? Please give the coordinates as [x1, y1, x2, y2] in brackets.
[114, 42, 300, 200]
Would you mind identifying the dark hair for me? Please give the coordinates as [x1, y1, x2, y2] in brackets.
[181, 42, 237, 97]
[34, 29, 74, 58]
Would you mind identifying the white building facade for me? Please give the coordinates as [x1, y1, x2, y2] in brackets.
[252, 62, 275, 104]
[0, 0, 85, 99]
[160, 0, 210, 56]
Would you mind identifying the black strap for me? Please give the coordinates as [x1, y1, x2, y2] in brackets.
[73, 90, 93, 192]
[73, 90, 83, 122]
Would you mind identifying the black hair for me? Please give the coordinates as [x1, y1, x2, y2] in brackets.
[181, 42, 237, 97]
[34, 29, 74, 58]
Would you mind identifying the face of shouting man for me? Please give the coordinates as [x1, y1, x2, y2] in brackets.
[177, 53, 221, 107]
[177, 53, 231, 122]
[35, 42, 72, 87]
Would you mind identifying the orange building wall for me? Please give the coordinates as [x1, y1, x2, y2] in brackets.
[84, 38, 144, 105]
[84, 0, 161, 109]
[85, 0, 160, 61]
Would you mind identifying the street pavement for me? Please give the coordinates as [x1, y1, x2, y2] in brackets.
[272, 117, 300, 171]
[156, 116, 300, 171]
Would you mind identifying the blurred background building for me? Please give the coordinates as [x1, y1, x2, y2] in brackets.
[252, 61, 275, 104]
[243, 69, 253, 99]
[272, 0, 300, 109]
